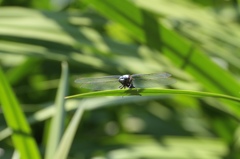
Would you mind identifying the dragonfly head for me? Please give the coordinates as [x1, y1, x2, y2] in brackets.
[119, 74, 130, 83]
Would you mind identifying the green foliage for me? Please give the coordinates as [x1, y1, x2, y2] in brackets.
[0, 67, 41, 159]
[0, 0, 240, 159]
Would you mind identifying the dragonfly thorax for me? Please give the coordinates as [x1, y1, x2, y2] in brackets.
[118, 75, 135, 89]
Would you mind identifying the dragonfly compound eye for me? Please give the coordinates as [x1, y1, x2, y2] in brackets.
[118, 75, 130, 84]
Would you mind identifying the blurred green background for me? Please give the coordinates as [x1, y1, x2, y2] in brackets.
[1, 0, 240, 158]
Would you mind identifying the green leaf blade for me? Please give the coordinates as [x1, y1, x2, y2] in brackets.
[0, 67, 41, 159]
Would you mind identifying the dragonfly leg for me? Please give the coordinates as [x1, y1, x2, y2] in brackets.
[128, 83, 135, 89]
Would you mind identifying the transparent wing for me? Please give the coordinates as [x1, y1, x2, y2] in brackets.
[75, 75, 121, 90]
[132, 72, 176, 88]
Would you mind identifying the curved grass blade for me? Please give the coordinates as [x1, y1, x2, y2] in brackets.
[66, 88, 240, 103]
[53, 102, 85, 159]
[0, 66, 41, 159]
[45, 62, 68, 159]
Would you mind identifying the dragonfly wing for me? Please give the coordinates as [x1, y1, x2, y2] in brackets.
[132, 72, 172, 78]
[75, 75, 121, 90]
[132, 72, 176, 88]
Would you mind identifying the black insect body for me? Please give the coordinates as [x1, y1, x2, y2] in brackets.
[75, 72, 176, 91]
[118, 75, 135, 89]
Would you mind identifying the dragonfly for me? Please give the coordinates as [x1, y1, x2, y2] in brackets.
[75, 72, 176, 91]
